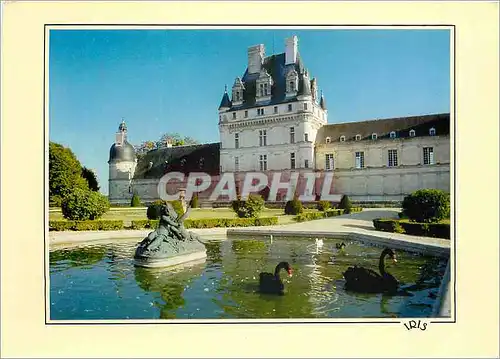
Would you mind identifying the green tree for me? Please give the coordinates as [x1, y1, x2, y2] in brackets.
[81, 167, 100, 192]
[402, 189, 450, 223]
[61, 188, 110, 220]
[49, 142, 88, 206]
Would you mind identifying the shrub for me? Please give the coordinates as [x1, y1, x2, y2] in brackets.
[61, 188, 110, 220]
[190, 194, 199, 208]
[284, 197, 303, 215]
[231, 194, 265, 218]
[402, 189, 450, 223]
[317, 200, 331, 211]
[131, 193, 141, 207]
[338, 195, 352, 214]
[49, 220, 123, 231]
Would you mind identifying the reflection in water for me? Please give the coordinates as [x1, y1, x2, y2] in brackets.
[50, 238, 449, 320]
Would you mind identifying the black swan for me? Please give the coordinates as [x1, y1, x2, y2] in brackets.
[259, 262, 293, 295]
[343, 248, 399, 293]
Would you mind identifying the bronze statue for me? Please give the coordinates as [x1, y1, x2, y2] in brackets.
[134, 201, 206, 267]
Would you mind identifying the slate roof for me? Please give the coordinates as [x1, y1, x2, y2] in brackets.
[218, 88, 231, 109]
[315, 113, 450, 143]
[134, 142, 221, 179]
[109, 141, 136, 163]
[223, 52, 316, 111]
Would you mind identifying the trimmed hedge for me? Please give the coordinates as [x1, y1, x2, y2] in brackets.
[49, 220, 124, 231]
[317, 200, 332, 211]
[130, 216, 279, 229]
[294, 207, 362, 222]
[373, 218, 450, 239]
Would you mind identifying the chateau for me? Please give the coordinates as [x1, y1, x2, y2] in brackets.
[108, 36, 450, 205]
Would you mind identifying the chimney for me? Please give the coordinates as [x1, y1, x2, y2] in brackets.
[247, 44, 264, 74]
[285, 36, 298, 65]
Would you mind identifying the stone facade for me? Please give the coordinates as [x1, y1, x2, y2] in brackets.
[107, 35, 451, 205]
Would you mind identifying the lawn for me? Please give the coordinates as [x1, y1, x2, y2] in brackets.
[49, 207, 314, 225]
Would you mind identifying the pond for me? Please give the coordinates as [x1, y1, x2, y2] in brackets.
[49, 237, 449, 320]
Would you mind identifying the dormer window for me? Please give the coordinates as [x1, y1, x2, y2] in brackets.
[232, 77, 245, 106]
[355, 134, 362, 141]
[429, 127, 436, 136]
[371, 133, 378, 140]
[286, 68, 299, 96]
[232, 113, 236, 120]
[409, 129, 416, 137]
[256, 69, 273, 102]
[326, 137, 331, 144]
[340, 135, 346, 142]
[390, 131, 396, 139]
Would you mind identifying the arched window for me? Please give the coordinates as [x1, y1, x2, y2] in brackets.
[390, 131, 396, 139]
[371, 133, 378, 140]
[409, 129, 416, 137]
[355, 134, 362, 141]
[340, 135, 346, 142]
[326, 137, 331, 144]
[429, 127, 436, 136]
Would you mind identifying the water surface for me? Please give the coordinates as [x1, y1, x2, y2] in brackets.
[49, 237, 448, 320]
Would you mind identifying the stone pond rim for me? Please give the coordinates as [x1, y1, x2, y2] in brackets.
[133, 249, 208, 269]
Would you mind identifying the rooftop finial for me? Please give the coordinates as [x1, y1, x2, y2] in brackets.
[224, 84, 228, 93]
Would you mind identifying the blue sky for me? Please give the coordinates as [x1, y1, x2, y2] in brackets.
[49, 28, 451, 194]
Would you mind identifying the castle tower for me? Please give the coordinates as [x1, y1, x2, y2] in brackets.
[108, 120, 137, 205]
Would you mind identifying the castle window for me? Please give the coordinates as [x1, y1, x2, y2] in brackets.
[235, 133, 239, 148]
[288, 104, 293, 112]
[355, 134, 362, 141]
[259, 130, 267, 146]
[304, 159, 309, 168]
[325, 137, 331, 144]
[325, 153, 334, 171]
[388, 149, 398, 167]
[235, 156, 239, 172]
[232, 112, 236, 120]
[290, 127, 295, 144]
[304, 133, 309, 142]
[303, 103, 308, 110]
[429, 127, 436, 136]
[371, 133, 378, 140]
[259, 154, 268, 171]
[390, 131, 396, 139]
[409, 129, 416, 137]
[274, 106, 278, 114]
[257, 108, 265, 116]
[355, 152, 365, 169]
[423, 147, 434, 165]
[340, 135, 346, 142]
[244, 110, 248, 118]
[290, 153, 296, 169]
[286, 68, 298, 94]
